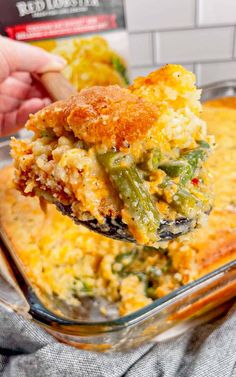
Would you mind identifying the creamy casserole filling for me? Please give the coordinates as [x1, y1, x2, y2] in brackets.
[0, 98, 235, 317]
[11, 65, 213, 245]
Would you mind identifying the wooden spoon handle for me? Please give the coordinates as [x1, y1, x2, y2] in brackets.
[35, 72, 77, 101]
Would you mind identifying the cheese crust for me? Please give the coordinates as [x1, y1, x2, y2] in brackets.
[1, 98, 236, 316]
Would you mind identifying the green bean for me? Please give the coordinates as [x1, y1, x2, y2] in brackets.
[160, 143, 209, 185]
[81, 281, 94, 296]
[115, 250, 137, 264]
[143, 246, 166, 254]
[97, 152, 160, 242]
[161, 259, 172, 273]
[160, 177, 199, 216]
[159, 160, 192, 184]
[182, 149, 206, 172]
[171, 188, 198, 217]
[141, 148, 162, 172]
[148, 265, 162, 280]
[146, 287, 157, 299]
[197, 140, 210, 149]
[113, 249, 138, 274]
[72, 279, 94, 298]
[179, 146, 207, 184]
[135, 272, 148, 283]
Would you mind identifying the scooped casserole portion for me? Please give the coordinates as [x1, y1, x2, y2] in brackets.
[11, 65, 213, 246]
[0, 99, 236, 317]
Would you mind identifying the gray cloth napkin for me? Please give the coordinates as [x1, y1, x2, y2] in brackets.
[0, 303, 236, 377]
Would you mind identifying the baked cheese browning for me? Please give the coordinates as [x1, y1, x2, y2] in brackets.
[11, 65, 213, 245]
[25, 65, 209, 153]
[1, 98, 236, 317]
[25, 86, 157, 150]
[204, 97, 236, 110]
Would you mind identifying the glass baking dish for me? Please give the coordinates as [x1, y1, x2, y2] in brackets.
[1, 80, 236, 351]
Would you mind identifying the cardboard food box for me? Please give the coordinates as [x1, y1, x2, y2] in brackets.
[0, 0, 130, 89]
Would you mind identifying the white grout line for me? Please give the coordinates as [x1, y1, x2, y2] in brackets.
[130, 64, 163, 69]
[151, 32, 155, 66]
[194, 63, 201, 85]
[128, 30, 152, 36]
[130, 58, 236, 70]
[194, 0, 199, 27]
[232, 26, 236, 58]
[131, 57, 236, 69]
[128, 24, 236, 35]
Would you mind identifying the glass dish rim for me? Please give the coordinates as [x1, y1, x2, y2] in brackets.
[27, 260, 236, 329]
[1, 80, 236, 330]
[1, 143, 236, 329]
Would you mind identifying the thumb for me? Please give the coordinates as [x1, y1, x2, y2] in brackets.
[0, 37, 66, 83]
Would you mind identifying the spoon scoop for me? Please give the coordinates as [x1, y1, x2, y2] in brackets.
[55, 201, 195, 242]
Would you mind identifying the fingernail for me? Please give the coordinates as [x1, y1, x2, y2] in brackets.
[43, 98, 52, 106]
[52, 54, 67, 65]
[39, 55, 67, 73]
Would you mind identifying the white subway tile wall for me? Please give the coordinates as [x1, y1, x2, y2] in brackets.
[125, 0, 236, 85]
[154, 28, 233, 64]
[129, 33, 153, 66]
[198, 0, 236, 26]
[125, 0, 195, 32]
[196, 61, 236, 85]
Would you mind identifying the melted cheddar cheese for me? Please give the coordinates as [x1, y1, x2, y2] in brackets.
[0, 97, 235, 317]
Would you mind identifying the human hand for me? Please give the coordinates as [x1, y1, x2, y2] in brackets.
[0, 37, 66, 137]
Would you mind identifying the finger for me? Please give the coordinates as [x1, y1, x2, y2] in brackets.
[27, 86, 44, 99]
[16, 97, 51, 126]
[0, 111, 18, 136]
[11, 72, 32, 85]
[0, 37, 66, 83]
[26, 80, 49, 99]
[0, 98, 51, 137]
[2, 74, 49, 101]
[0, 94, 21, 112]
[0, 76, 31, 100]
